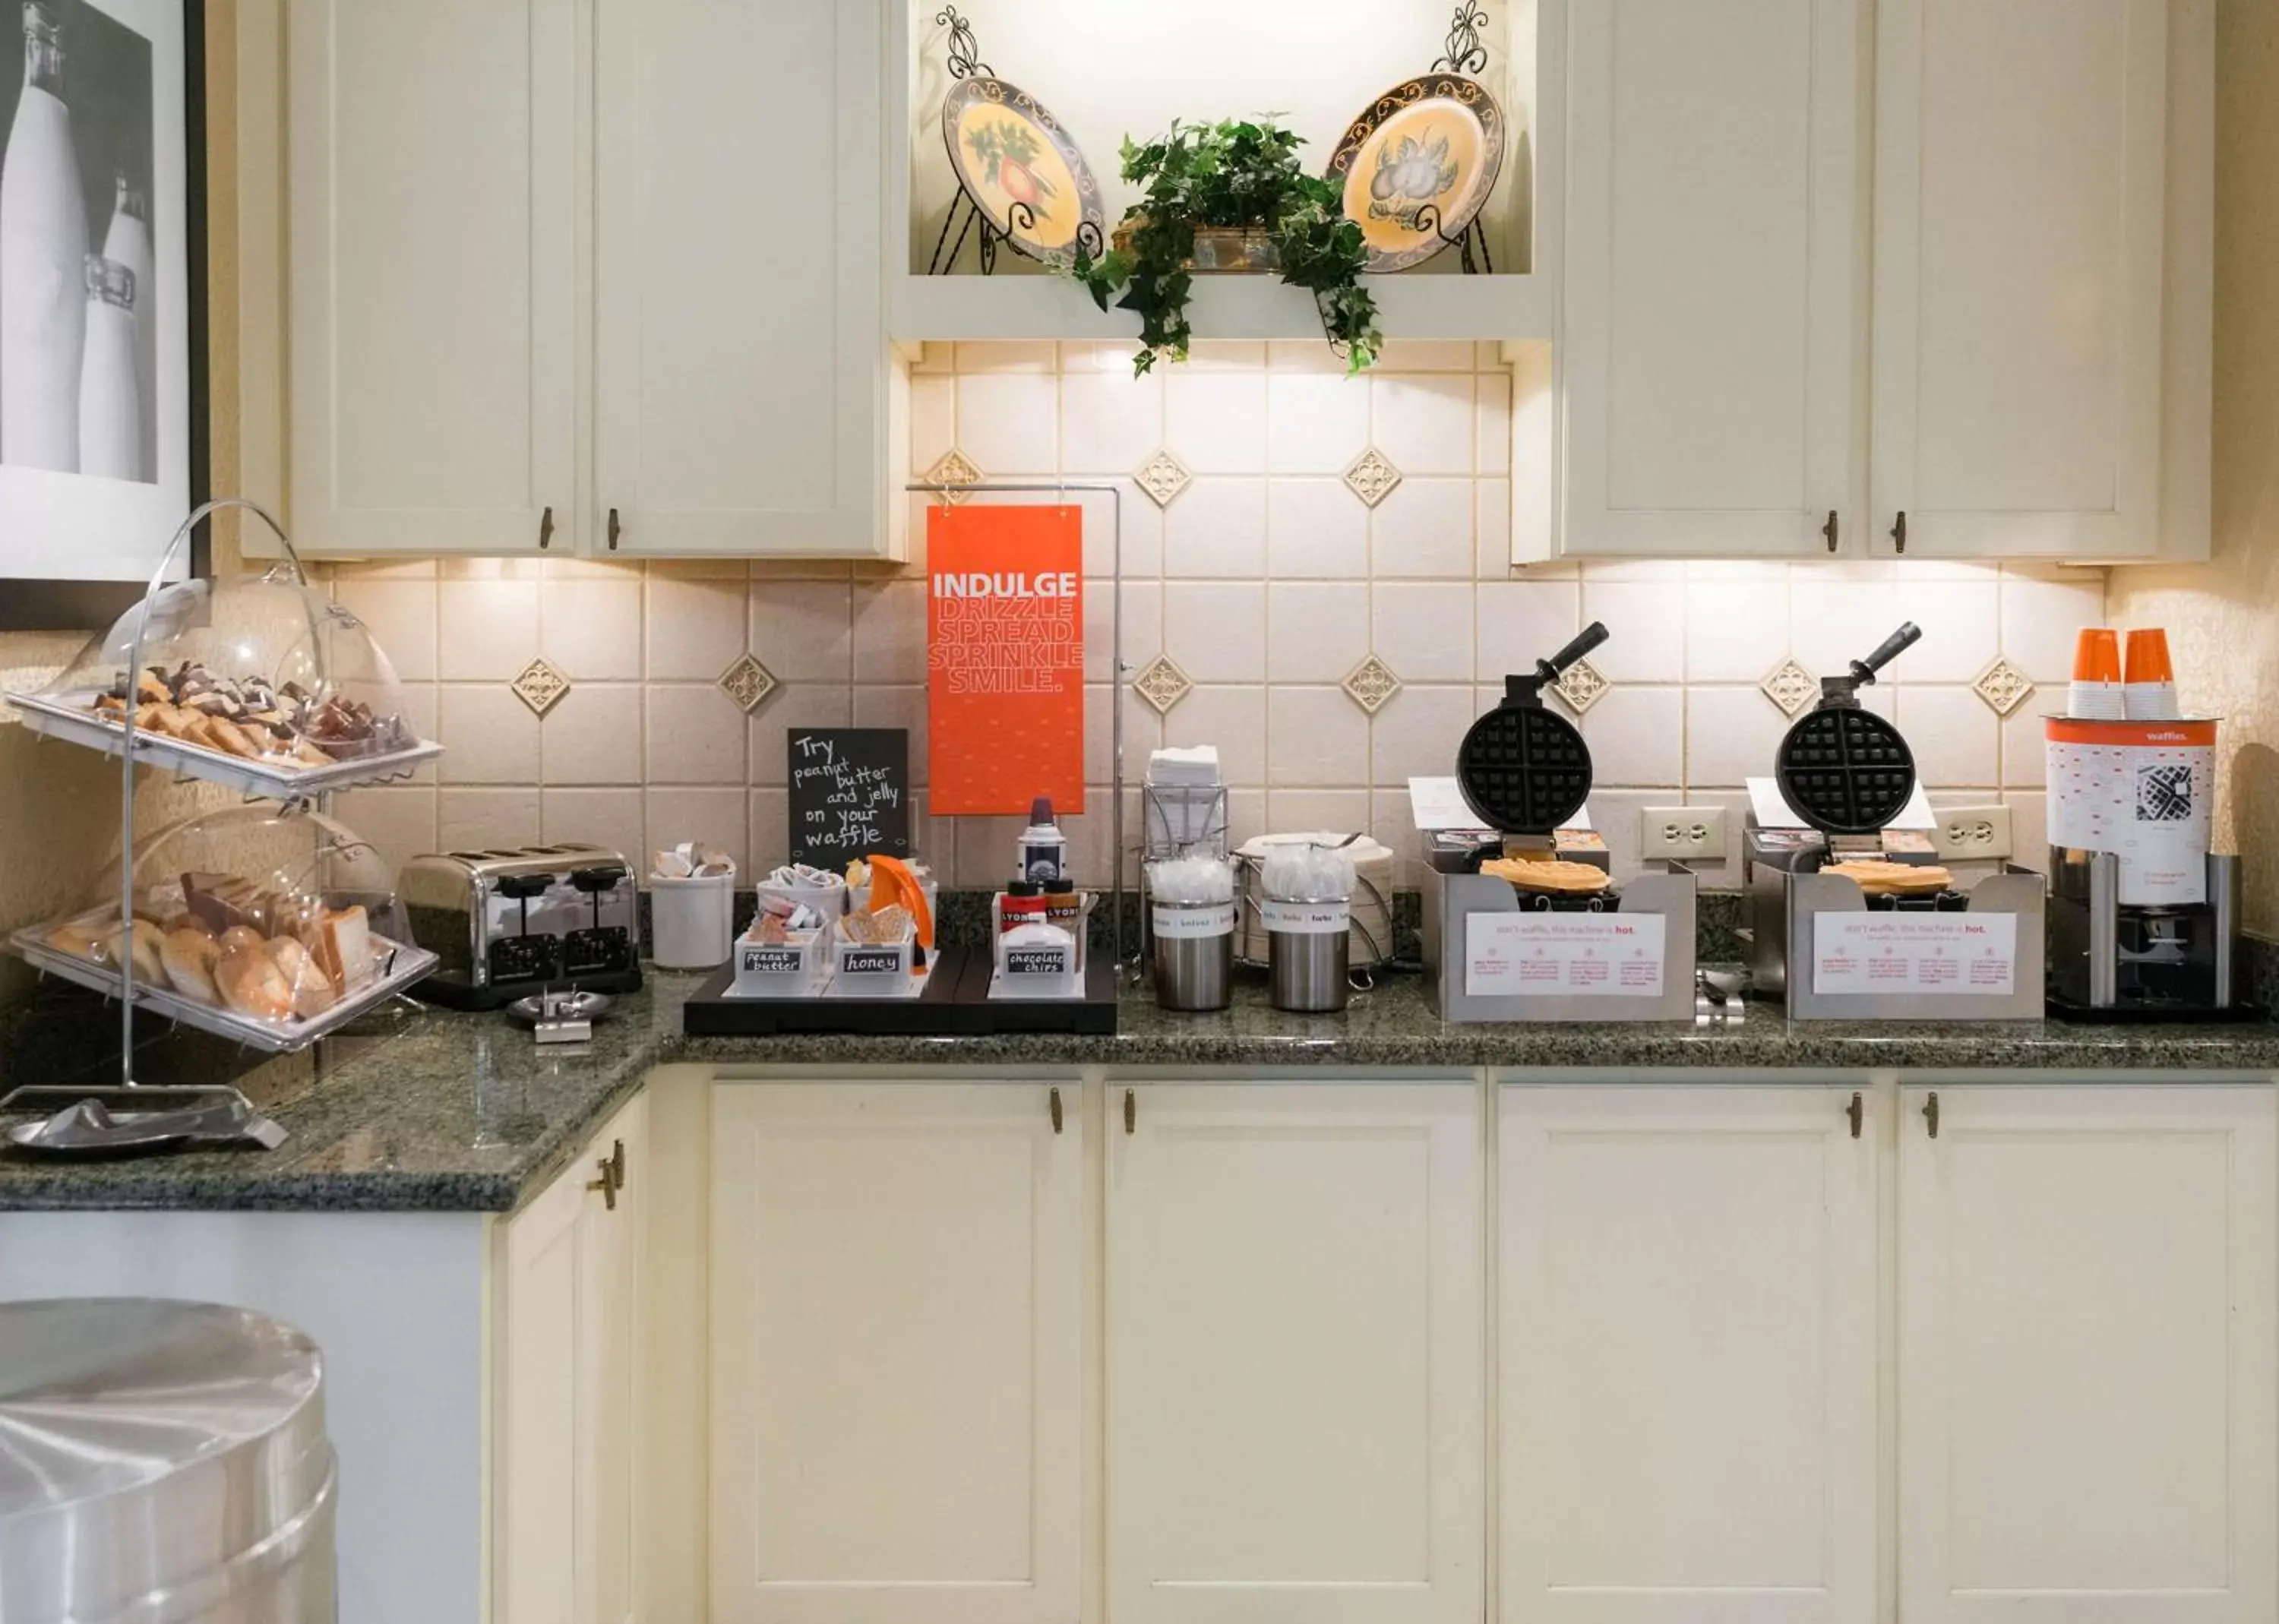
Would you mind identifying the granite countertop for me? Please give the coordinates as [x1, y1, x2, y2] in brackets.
[5, 968, 2279, 1214]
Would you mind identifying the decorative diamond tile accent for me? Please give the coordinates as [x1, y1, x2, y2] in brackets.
[1342, 654, 1403, 716]
[1342, 447, 1403, 508]
[1133, 655, 1193, 716]
[925, 448, 983, 503]
[510, 656, 571, 718]
[1134, 449, 1192, 509]
[1553, 656, 1610, 716]
[1972, 656, 2036, 718]
[1759, 656, 1819, 719]
[719, 653, 780, 714]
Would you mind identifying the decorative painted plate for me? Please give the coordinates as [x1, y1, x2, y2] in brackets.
[942, 78, 1106, 262]
[1327, 73, 1506, 273]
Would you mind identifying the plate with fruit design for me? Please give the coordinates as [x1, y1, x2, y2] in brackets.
[1327, 73, 1505, 273]
[942, 78, 1105, 263]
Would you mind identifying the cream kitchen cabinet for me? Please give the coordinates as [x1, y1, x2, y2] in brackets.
[1548, 0, 2211, 564]
[1106, 1083, 1484, 1624]
[1560, 0, 1869, 560]
[495, 1091, 650, 1624]
[284, 0, 577, 555]
[1898, 1084, 2277, 1624]
[1870, 0, 2195, 560]
[279, 0, 904, 561]
[1498, 1085, 1877, 1624]
[707, 1082, 1086, 1624]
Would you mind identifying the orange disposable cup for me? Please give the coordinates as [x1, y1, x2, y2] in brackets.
[2073, 627, 2123, 683]
[2124, 627, 2174, 685]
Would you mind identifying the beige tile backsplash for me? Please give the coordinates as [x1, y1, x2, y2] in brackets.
[323, 341, 2106, 892]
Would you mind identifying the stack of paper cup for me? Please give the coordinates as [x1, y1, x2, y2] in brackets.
[2123, 628, 2180, 719]
[2068, 628, 2126, 719]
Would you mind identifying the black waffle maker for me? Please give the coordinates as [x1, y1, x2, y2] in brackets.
[1451, 623, 1614, 909]
[1760, 621, 1959, 912]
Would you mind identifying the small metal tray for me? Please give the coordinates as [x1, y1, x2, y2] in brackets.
[8, 927, 440, 1054]
[6, 690, 444, 799]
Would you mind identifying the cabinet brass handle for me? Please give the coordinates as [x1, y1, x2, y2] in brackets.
[1923, 1091, 1939, 1139]
[586, 1158, 618, 1211]
[1124, 1088, 1135, 1136]
[1822, 510, 1838, 553]
[1847, 1092, 1863, 1139]
[608, 507, 621, 551]
[538, 505, 555, 550]
[608, 1138, 625, 1192]
[1049, 1086, 1064, 1135]
[1891, 510, 1908, 555]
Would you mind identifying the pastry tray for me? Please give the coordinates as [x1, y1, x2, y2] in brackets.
[8, 926, 441, 1054]
[6, 690, 444, 799]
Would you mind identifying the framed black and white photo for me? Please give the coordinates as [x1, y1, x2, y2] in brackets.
[0, 0, 204, 628]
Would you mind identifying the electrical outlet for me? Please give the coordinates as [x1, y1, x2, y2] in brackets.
[1930, 804, 2014, 861]
[1640, 807, 1728, 862]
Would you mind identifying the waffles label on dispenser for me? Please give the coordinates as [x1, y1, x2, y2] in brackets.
[1810, 914, 2018, 997]
[1465, 914, 1667, 998]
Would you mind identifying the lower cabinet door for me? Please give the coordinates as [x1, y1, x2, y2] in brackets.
[709, 1082, 1086, 1624]
[1106, 1083, 1484, 1624]
[497, 1092, 646, 1624]
[1499, 1085, 1877, 1624]
[1898, 1085, 2279, 1624]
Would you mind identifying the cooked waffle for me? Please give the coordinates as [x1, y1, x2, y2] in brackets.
[1484, 858, 1612, 895]
[1824, 860, 1952, 896]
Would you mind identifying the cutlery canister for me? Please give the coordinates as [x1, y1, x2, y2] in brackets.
[1263, 896, 1351, 1013]
[1150, 897, 1234, 1012]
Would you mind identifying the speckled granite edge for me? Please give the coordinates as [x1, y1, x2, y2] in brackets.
[9, 955, 2279, 1216]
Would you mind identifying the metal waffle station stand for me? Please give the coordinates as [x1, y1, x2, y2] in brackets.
[1742, 623, 2045, 1020]
[1424, 624, 1699, 1022]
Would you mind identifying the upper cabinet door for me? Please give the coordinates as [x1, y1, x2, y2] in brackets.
[1898, 1085, 2278, 1624]
[595, 0, 901, 559]
[287, 0, 576, 554]
[1499, 1085, 1876, 1624]
[1107, 1084, 1484, 1624]
[1561, 0, 1867, 557]
[1871, 0, 2168, 558]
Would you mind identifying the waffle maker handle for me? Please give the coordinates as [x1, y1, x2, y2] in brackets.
[1850, 622, 1921, 686]
[1538, 621, 1610, 684]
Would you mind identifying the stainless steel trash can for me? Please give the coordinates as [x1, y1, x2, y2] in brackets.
[0, 1299, 337, 1623]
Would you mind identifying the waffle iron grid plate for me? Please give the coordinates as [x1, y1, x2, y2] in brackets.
[1456, 704, 1593, 836]
[1776, 707, 1916, 836]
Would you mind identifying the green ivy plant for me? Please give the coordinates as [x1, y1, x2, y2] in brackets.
[1068, 119, 1383, 377]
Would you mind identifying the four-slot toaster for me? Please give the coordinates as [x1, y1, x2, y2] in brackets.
[400, 844, 643, 1009]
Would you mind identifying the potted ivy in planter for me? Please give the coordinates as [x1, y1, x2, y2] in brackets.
[1068, 119, 1383, 377]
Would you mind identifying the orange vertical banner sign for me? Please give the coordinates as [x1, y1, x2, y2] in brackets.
[927, 504, 1086, 816]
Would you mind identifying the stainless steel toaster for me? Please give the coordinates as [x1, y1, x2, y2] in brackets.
[400, 844, 643, 1009]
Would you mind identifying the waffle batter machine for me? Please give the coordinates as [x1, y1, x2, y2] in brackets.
[1743, 623, 2044, 1018]
[1425, 624, 1697, 1022]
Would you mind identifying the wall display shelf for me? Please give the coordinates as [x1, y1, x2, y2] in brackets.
[891, 0, 1557, 351]
[890, 267, 1550, 345]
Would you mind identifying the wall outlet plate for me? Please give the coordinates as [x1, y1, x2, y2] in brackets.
[1640, 806, 1728, 862]
[1930, 804, 2014, 861]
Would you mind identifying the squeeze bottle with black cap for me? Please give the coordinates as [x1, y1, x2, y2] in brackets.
[1018, 797, 1067, 883]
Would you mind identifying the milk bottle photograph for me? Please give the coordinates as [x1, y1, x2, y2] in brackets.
[74, 247, 133, 477]
[0, 0, 160, 486]
[1, 0, 87, 471]
[96, 166, 147, 470]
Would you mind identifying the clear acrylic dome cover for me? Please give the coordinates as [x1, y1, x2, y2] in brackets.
[33, 804, 409, 1027]
[38, 565, 418, 766]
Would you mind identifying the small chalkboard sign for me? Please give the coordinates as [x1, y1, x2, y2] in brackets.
[787, 728, 912, 869]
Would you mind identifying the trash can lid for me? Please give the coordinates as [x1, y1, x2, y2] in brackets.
[0, 1299, 335, 1624]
